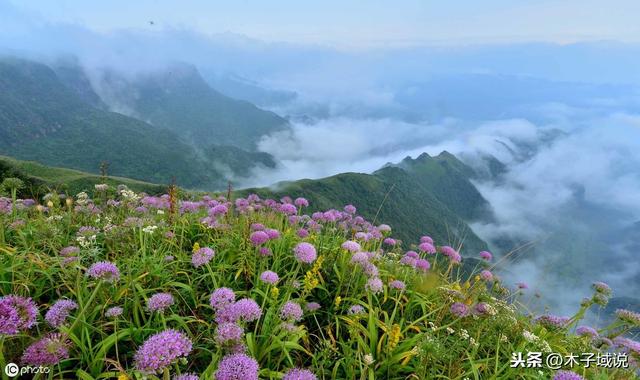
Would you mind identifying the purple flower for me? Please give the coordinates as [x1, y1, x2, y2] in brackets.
[192, 247, 215, 267]
[480, 270, 493, 281]
[415, 259, 430, 272]
[378, 224, 391, 233]
[210, 204, 228, 216]
[479, 251, 493, 261]
[418, 242, 436, 254]
[45, 299, 78, 328]
[440, 246, 458, 257]
[215, 353, 259, 380]
[305, 302, 321, 311]
[279, 203, 298, 215]
[473, 302, 491, 316]
[0, 300, 20, 335]
[258, 247, 273, 256]
[249, 231, 269, 246]
[296, 228, 309, 238]
[341, 240, 361, 252]
[294, 197, 309, 207]
[280, 301, 304, 321]
[614, 337, 640, 355]
[210, 288, 236, 311]
[105, 307, 123, 318]
[60, 246, 80, 257]
[450, 302, 470, 318]
[250, 223, 265, 231]
[134, 329, 193, 374]
[344, 204, 357, 214]
[400, 255, 417, 267]
[536, 315, 570, 330]
[348, 305, 365, 315]
[362, 262, 379, 277]
[0, 295, 38, 331]
[283, 368, 317, 380]
[575, 326, 598, 338]
[294, 242, 317, 264]
[592, 281, 612, 296]
[553, 370, 585, 380]
[516, 282, 528, 289]
[383, 238, 396, 246]
[365, 278, 383, 294]
[265, 228, 280, 240]
[87, 261, 120, 283]
[218, 299, 262, 323]
[174, 374, 199, 380]
[259, 270, 280, 285]
[420, 236, 434, 244]
[147, 293, 174, 313]
[21, 333, 70, 366]
[215, 322, 244, 345]
[615, 309, 640, 325]
[350, 252, 369, 265]
[389, 280, 406, 290]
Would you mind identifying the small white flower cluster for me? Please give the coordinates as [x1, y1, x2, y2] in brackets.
[46, 215, 63, 222]
[76, 234, 96, 248]
[119, 188, 140, 202]
[94, 183, 109, 192]
[363, 354, 374, 366]
[76, 192, 90, 206]
[142, 225, 158, 234]
[459, 329, 479, 348]
[522, 330, 552, 353]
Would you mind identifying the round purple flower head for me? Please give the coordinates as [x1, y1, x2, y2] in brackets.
[418, 242, 436, 254]
[210, 288, 236, 311]
[378, 224, 391, 233]
[575, 326, 598, 338]
[147, 293, 174, 313]
[383, 238, 396, 246]
[283, 368, 317, 380]
[415, 259, 430, 272]
[265, 228, 280, 240]
[553, 370, 585, 380]
[280, 203, 298, 215]
[615, 308, 640, 325]
[389, 280, 406, 290]
[259, 270, 279, 285]
[480, 270, 493, 281]
[0, 295, 38, 331]
[60, 246, 80, 257]
[294, 197, 309, 207]
[105, 306, 123, 318]
[305, 302, 321, 311]
[348, 305, 365, 315]
[174, 373, 199, 380]
[280, 301, 303, 322]
[21, 333, 70, 366]
[134, 329, 193, 374]
[350, 252, 369, 265]
[516, 282, 528, 289]
[45, 299, 78, 328]
[87, 261, 120, 283]
[258, 247, 273, 256]
[0, 300, 20, 335]
[341, 240, 361, 252]
[294, 242, 317, 264]
[536, 315, 570, 330]
[344, 204, 356, 214]
[192, 247, 215, 267]
[420, 235, 434, 244]
[479, 251, 493, 261]
[231, 298, 262, 323]
[249, 231, 269, 246]
[215, 353, 259, 380]
[365, 278, 383, 294]
[215, 322, 244, 345]
[450, 302, 470, 318]
[592, 281, 612, 296]
[250, 223, 265, 231]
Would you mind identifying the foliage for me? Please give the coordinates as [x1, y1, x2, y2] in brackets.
[0, 187, 637, 379]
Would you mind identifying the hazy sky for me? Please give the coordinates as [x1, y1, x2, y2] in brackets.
[7, 0, 640, 47]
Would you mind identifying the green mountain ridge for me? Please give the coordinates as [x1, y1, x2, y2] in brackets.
[240, 152, 490, 253]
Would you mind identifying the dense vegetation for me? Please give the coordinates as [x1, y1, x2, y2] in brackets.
[1, 180, 637, 379]
[241, 152, 489, 254]
[0, 57, 282, 190]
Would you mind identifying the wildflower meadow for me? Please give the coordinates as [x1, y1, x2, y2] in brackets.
[0, 179, 638, 379]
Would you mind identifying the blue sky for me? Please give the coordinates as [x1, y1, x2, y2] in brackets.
[6, 0, 640, 47]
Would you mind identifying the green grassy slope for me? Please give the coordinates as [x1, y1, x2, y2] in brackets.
[239, 153, 489, 253]
[0, 155, 165, 197]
